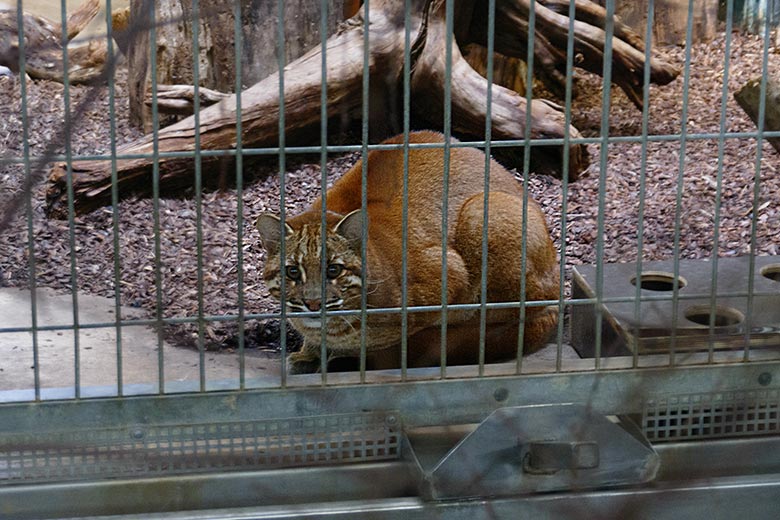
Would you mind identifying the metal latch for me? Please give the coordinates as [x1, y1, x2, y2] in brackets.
[523, 441, 599, 474]
[423, 404, 658, 499]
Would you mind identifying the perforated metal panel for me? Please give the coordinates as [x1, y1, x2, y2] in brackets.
[0, 411, 400, 484]
[643, 388, 780, 442]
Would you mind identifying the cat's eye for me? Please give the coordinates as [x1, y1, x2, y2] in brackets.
[326, 263, 344, 279]
[285, 265, 302, 281]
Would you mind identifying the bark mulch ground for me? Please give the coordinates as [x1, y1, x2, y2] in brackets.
[1, 32, 778, 354]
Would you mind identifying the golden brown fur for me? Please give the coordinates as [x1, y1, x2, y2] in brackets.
[256, 131, 559, 373]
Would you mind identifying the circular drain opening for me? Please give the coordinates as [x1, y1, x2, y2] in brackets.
[630, 271, 688, 291]
[761, 264, 780, 282]
[685, 305, 744, 329]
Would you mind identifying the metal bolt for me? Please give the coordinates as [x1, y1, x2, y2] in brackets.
[386, 415, 398, 426]
[131, 428, 144, 439]
[494, 387, 509, 402]
[758, 372, 772, 386]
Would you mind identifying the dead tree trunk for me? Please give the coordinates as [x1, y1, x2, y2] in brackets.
[125, 0, 351, 130]
[604, 0, 719, 46]
[46, 0, 680, 218]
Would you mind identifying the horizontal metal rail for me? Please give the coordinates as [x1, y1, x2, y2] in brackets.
[4, 130, 780, 165]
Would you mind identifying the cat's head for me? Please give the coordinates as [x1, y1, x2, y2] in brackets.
[255, 210, 365, 329]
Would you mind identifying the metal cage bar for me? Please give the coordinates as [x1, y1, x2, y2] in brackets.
[516, 0, 537, 374]
[276, 0, 289, 386]
[2, 3, 780, 516]
[631, 0, 657, 370]
[149, 0, 166, 394]
[745, 0, 776, 363]
[0, 0, 776, 423]
[318, 0, 331, 383]
[233, 0, 247, 390]
[668, 0, 699, 363]
[709, 0, 737, 365]
[58, 0, 82, 398]
[14, 0, 40, 401]
[105, 0, 124, 396]
[478, 0, 498, 375]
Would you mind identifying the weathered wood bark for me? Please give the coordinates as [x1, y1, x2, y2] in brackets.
[0, 0, 109, 83]
[462, 44, 529, 96]
[467, 0, 680, 107]
[412, 0, 587, 174]
[46, 0, 680, 218]
[144, 84, 231, 115]
[127, 0, 349, 129]
[147, 45, 531, 120]
[603, 0, 718, 45]
[734, 75, 780, 155]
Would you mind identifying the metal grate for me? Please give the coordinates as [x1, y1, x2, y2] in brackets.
[0, 411, 400, 484]
[0, 0, 775, 401]
[643, 388, 780, 442]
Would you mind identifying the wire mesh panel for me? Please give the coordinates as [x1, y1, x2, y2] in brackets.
[0, 411, 400, 484]
[643, 387, 780, 442]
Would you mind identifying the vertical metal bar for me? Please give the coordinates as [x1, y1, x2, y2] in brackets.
[668, 0, 697, 366]
[150, 1, 166, 394]
[555, 0, 578, 372]
[319, 0, 330, 384]
[105, 0, 124, 396]
[478, 0, 497, 376]
[593, 0, 616, 370]
[15, 0, 40, 399]
[191, 0, 206, 391]
[709, 0, 735, 364]
[359, 0, 371, 383]
[440, 0, 455, 378]
[277, 0, 289, 388]
[59, 0, 81, 397]
[400, 0, 412, 380]
[632, 0, 657, 369]
[233, 0, 246, 389]
[743, 8, 773, 362]
[516, 0, 537, 374]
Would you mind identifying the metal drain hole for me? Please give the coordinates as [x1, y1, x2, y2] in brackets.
[630, 272, 687, 291]
[761, 264, 780, 282]
[685, 305, 744, 328]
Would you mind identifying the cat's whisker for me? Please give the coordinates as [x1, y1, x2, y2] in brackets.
[338, 316, 360, 335]
[362, 286, 381, 296]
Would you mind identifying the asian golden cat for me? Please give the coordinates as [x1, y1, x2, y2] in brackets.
[256, 131, 559, 374]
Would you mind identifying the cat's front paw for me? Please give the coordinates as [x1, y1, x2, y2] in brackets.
[287, 351, 322, 375]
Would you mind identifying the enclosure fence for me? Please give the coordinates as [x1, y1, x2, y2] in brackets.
[1, 0, 780, 518]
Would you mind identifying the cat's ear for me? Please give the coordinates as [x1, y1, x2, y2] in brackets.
[333, 209, 365, 251]
[255, 214, 292, 255]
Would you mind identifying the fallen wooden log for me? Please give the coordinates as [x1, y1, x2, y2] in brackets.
[45, 0, 680, 218]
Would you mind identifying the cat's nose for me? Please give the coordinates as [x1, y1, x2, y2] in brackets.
[303, 299, 321, 312]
